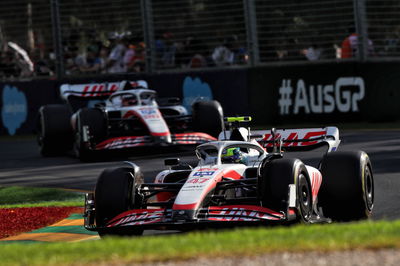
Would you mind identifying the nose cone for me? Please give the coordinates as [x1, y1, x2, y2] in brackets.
[154, 135, 172, 145]
[172, 209, 196, 222]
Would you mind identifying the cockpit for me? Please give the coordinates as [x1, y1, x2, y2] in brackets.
[195, 141, 267, 166]
[108, 89, 157, 107]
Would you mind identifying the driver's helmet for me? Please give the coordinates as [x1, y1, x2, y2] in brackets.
[121, 94, 137, 106]
[221, 147, 247, 164]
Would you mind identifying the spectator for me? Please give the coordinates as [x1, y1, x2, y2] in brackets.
[187, 39, 207, 68]
[341, 26, 374, 58]
[31, 50, 54, 76]
[301, 44, 322, 61]
[131, 60, 145, 73]
[383, 26, 400, 56]
[174, 37, 193, 68]
[0, 51, 20, 78]
[212, 36, 235, 66]
[79, 46, 104, 74]
[34, 59, 54, 76]
[7, 42, 34, 77]
[123, 34, 137, 72]
[126, 42, 146, 72]
[106, 32, 127, 73]
[155, 31, 176, 68]
[230, 35, 248, 65]
[65, 46, 86, 75]
[98, 46, 110, 73]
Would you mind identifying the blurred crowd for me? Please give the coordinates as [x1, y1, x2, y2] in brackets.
[64, 32, 146, 76]
[64, 30, 249, 74]
[156, 32, 248, 69]
[2, 26, 395, 79]
[0, 30, 250, 79]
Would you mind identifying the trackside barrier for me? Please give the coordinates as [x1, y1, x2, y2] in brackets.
[248, 61, 400, 125]
[1, 62, 400, 136]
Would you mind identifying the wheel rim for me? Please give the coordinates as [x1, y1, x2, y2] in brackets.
[38, 122, 44, 146]
[298, 173, 312, 221]
[37, 114, 46, 147]
[364, 166, 374, 212]
[73, 130, 81, 158]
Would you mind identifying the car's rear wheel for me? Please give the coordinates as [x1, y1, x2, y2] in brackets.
[74, 108, 106, 161]
[259, 158, 312, 223]
[318, 151, 374, 221]
[37, 104, 73, 156]
[95, 167, 144, 237]
[192, 100, 224, 138]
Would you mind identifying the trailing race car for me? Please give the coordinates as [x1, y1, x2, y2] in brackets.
[37, 80, 223, 161]
[84, 117, 374, 236]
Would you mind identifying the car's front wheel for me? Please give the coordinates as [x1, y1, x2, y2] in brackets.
[258, 158, 312, 223]
[95, 167, 144, 237]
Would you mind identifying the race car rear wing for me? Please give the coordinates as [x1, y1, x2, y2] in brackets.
[252, 127, 340, 153]
[218, 117, 340, 153]
[60, 80, 148, 100]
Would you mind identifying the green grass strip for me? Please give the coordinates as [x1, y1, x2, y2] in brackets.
[0, 220, 400, 265]
[0, 200, 84, 209]
[0, 240, 40, 244]
[0, 186, 84, 208]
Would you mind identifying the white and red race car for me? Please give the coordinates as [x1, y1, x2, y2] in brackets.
[37, 80, 223, 161]
[84, 117, 374, 236]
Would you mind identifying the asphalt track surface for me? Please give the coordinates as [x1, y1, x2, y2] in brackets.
[1, 130, 400, 222]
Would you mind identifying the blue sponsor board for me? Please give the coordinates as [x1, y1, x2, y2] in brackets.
[0, 80, 60, 135]
[1, 85, 27, 135]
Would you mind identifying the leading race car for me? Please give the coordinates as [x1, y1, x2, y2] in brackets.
[37, 80, 224, 161]
[84, 117, 374, 237]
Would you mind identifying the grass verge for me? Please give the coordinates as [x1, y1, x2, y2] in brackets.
[0, 219, 400, 265]
[0, 186, 84, 208]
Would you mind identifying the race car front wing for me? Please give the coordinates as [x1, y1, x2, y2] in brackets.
[84, 192, 293, 233]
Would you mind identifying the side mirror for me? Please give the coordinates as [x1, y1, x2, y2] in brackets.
[164, 158, 180, 166]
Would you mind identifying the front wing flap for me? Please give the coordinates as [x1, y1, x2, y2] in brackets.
[86, 205, 288, 233]
[205, 205, 285, 222]
[94, 132, 216, 150]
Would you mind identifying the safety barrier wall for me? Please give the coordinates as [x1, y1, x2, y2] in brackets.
[1, 62, 399, 136]
[248, 61, 400, 125]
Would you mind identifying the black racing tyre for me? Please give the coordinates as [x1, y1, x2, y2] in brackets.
[192, 100, 224, 138]
[74, 108, 106, 161]
[37, 104, 73, 156]
[95, 167, 144, 237]
[258, 158, 312, 223]
[318, 151, 374, 222]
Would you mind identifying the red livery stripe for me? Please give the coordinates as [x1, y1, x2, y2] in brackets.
[151, 132, 170, 136]
[172, 203, 197, 210]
